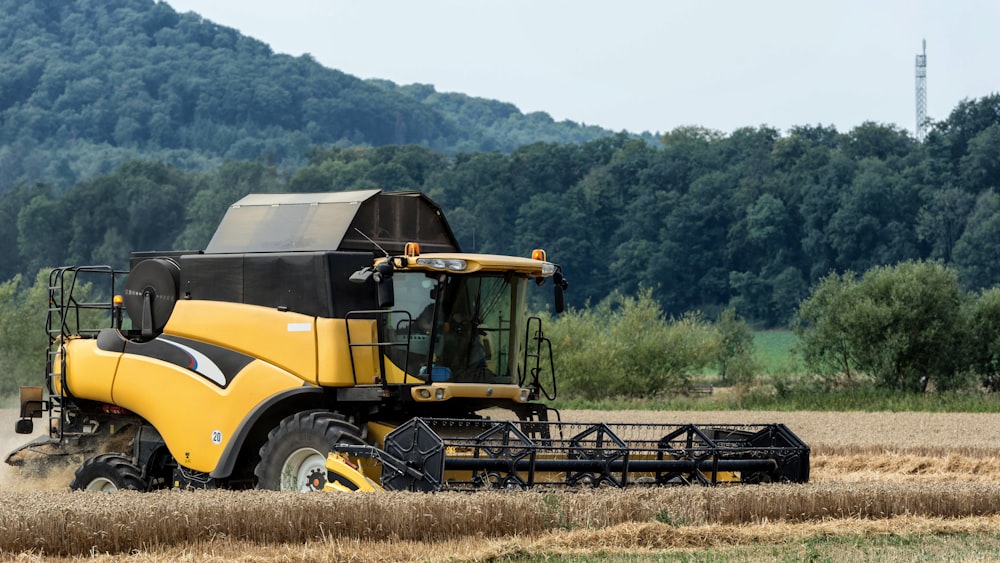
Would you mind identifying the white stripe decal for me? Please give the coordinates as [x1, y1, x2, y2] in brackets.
[287, 323, 312, 332]
[160, 339, 227, 386]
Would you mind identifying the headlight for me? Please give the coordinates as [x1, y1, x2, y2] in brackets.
[541, 262, 556, 276]
[416, 258, 467, 271]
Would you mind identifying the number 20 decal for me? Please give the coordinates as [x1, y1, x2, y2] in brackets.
[211, 430, 223, 445]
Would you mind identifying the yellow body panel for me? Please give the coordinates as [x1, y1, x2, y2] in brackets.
[315, 317, 379, 386]
[62, 339, 121, 404]
[112, 355, 304, 473]
[365, 421, 395, 448]
[165, 300, 319, 385]
[50, 350, 64, 397]
[409, 383, 529, 403]
[324, 453, 382, 492]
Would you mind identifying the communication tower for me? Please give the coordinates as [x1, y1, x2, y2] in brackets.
[915, 39, 927, 141]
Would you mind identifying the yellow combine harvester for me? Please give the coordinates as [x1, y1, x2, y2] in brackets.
[7, 190, 808, 492]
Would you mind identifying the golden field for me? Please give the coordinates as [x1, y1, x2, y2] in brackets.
[2, 408, 1000, 561]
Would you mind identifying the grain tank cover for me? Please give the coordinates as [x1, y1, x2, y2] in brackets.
[204, 189, 461, 254]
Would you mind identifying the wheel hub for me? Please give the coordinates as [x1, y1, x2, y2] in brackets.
[281, 448, 328, 492]
[84, 477, 118, 492]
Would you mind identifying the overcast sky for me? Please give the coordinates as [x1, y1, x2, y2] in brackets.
[163, 0, 998, 136]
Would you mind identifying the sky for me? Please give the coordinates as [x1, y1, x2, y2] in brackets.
[163, 0, 999, 136]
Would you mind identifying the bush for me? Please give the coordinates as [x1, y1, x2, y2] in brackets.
[715, 308, 758, 386]
[793, 261, 967, 392]
[541, 288, 718, 400]
[964, 287, 1000, 391]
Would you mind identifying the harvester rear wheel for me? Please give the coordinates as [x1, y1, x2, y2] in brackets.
[70, 453, 146, 492]
[254, 411, 366, 492]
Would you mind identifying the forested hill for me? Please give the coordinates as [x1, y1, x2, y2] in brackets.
[0, 0, 619, 193]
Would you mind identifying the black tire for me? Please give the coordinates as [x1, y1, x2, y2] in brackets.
[254, 411, 366, 491]
[70, 453, 146, 492]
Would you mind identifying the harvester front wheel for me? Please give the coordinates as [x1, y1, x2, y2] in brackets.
[70, 453, 146, 492]
[255, 411, 366, 492]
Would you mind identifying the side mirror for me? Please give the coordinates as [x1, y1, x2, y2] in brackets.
[553, 270, 569, 314]
[374, 262, 395, 308]
[14, 419, 33, 435]
[349, 266, 374, 283]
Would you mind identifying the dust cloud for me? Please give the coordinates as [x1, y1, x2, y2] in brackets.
[0, 408, 77, 491]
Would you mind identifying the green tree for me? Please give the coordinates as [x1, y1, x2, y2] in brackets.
[964, 287, 1000, 392]
[798, 153, 857, 282]
[16, 191, 68, 274]
[728, 193, 804, 325]
[656, 171, 735, 316]
[715, 308, 758, 386]
[0, 183, 41, 281]
[792, 271, 860, 384]
[794, 261, 967, 392]
[926, 94, 1000, 169]
[953, 190, 1000, 291]
[827, 158, 919, 272]
[916, 186, 974, 263]
[841, 121, 914, 162]
[959, 123, 1000, 193]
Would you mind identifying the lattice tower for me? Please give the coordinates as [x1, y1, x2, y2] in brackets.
[915, 39, 927, 141]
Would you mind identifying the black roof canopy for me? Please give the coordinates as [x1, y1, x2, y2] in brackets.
[204, 190, 461, 255]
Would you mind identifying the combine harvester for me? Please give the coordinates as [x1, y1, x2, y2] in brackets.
[7, 190, 809, 492]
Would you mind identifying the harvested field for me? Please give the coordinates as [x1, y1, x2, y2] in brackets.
[3, 408, 1000, 561]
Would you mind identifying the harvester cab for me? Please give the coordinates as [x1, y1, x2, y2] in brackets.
[7, 189, 808, 493]
[360, 247, 562, 395]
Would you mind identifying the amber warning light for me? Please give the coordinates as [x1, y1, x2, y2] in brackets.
[531, 249, 546, 261]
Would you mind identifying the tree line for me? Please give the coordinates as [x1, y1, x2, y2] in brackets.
[3, 93, 1000, 328]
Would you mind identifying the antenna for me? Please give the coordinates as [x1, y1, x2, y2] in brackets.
[353, 228, 389, 257]
[915, 39, 928, 142]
